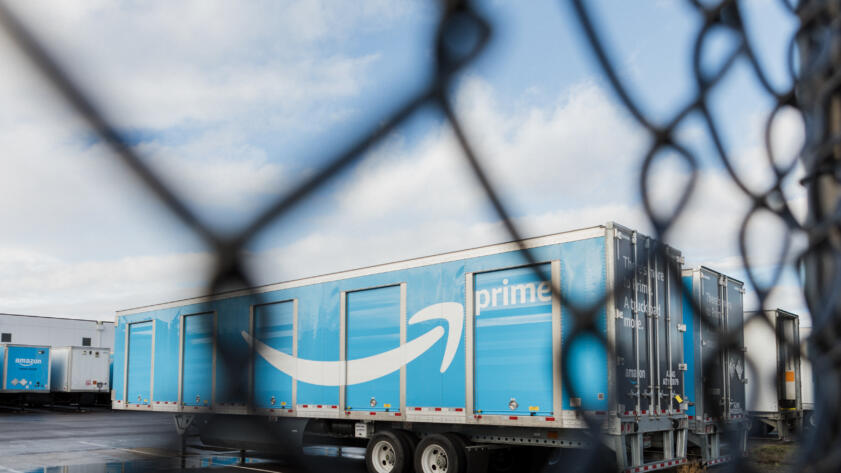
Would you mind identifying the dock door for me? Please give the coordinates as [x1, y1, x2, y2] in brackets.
[126, 321, 153, 405]
[181, 312, 214, 407]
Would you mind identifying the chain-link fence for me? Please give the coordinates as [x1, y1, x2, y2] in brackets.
[0, 0, 837, 472]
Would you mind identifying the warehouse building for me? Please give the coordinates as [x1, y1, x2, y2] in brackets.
[0, 313, 114, 349]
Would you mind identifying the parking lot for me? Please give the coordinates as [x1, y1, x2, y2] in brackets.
[0, 409, 366, 473]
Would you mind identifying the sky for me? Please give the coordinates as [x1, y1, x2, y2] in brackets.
[0, 0, 809, 323]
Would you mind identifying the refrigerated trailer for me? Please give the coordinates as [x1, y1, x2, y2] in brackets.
[50, 346, 111, 405]
[112, 223, 689, 473]
[682, 267, 748, 465]
[744, 309, 804, 439]
[0, 344, 50, 395]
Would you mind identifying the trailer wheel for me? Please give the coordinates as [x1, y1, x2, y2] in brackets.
[394, 430, 418, 458]
[414, 433, 466, 473]
[366, 430, 411, 473]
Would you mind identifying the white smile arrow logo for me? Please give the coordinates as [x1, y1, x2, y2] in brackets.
[241, 302, 463, 386]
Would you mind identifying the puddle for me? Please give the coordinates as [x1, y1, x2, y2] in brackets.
[22, 455, 270, 473]
[302, 446, 365, 460]
[20, 447, 365, 473]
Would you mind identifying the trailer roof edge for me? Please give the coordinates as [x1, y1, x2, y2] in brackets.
[116, 224, 611, 317]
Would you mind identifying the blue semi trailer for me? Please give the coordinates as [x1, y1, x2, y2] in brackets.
[112, 223, 690, 473]
[0, 344, 51, 393]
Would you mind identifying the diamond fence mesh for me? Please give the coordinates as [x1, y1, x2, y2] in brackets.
[0, 0, 837, 472]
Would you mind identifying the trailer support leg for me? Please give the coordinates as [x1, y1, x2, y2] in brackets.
[776, 418, 786, 441]
[610, 434, 628, 470]
[663, 430, 674, 459]
[630, 433, 643, 467]
[676, 428, 687, 458]
[705, 432, 720, 461]
[173, 414, 195, 436]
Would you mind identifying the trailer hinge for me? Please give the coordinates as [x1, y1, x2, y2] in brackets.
[738, 286, 746, 294]
[677, 323, 686, 333]
[631, 232, 637, 244]
[678, 363, 688, 371]
[615, 310, 624, 319]
[674, 255, 685, 264]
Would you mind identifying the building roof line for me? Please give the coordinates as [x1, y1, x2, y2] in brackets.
[0, 313, 114, 324]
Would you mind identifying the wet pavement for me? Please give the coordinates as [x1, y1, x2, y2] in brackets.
[0, 408, 366, 473]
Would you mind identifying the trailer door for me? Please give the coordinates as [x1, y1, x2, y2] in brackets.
[474, 264, 554, 415]
[253, 301, 294, 409]
[777, 314, 799, 408]
[182, 313, 214, 407]
[70, 347, 109, 391]
[346, 285, 401, 412]
[127, 321, 154, 405]
[725, 279, 746, 415]
[699, 269, 724, 418]
[4, 346, 49, 391]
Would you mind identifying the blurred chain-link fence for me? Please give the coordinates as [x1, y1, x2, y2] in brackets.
[0, 0, 838, 472]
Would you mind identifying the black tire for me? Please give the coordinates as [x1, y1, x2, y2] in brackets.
[395, 430, 418, 459]
[366, 430, 411, 473]
[414, 433, 467, 473]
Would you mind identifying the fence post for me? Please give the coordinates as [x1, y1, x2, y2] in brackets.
[799, 0, 841, 467]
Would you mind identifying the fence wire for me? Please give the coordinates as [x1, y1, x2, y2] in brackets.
[0, 0, 837, 472]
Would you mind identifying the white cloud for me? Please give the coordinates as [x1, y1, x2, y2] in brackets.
[137, 130, 285, 211]
[0, 248, 212, 320]
[0, 1, 810, 323]
[337, 78, 646, 226]
[3, 1, 401, 124]
[254, 76, 810, 317]
[0, 0, 424, 318]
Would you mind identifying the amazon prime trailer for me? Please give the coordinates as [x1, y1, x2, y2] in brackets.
[50, 346, 111, 405]
[681, 267, 748, 466]
[112, 223, 689, 473]
[0, 344, 51, 405]
[744, 309, 804, 440]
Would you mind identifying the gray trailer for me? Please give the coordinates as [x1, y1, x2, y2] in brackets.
[744, 309, 803, 439]
[50, 346, 110, 405]
[682, 267, 748, 465]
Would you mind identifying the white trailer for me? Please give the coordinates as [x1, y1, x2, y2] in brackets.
[50, 346, 110, 405]
[744, 309, 802, 439]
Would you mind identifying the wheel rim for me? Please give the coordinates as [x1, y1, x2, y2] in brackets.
[420, 443, 448, 473]
[371, 439, 397, 473]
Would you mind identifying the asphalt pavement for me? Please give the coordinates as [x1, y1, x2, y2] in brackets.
[0, 407, 366, 473]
